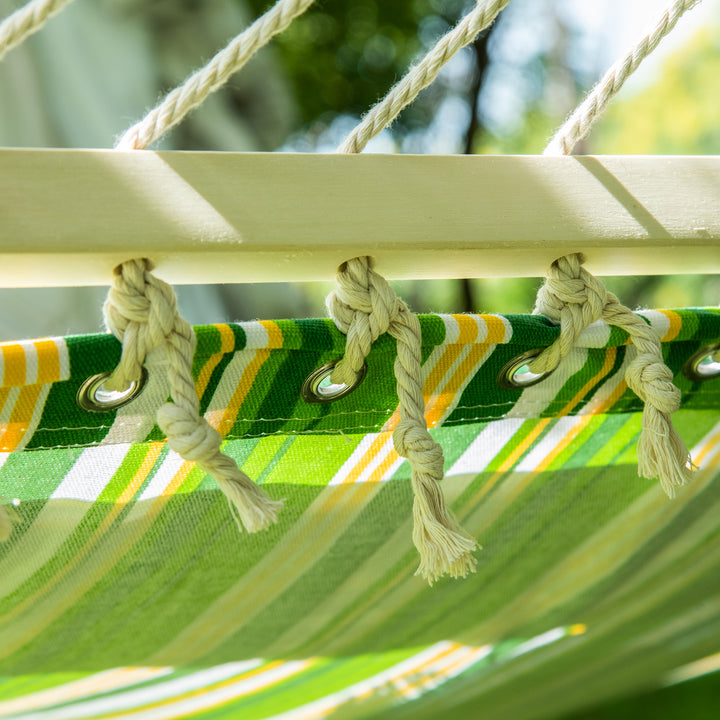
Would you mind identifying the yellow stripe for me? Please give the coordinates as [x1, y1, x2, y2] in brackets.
[426, 344, 490, 428]
[0, 384, 42, 452]
[1, 343, 26, 387]
[559, 348, 616, 417]
[657, 309, 683, 342]
[484, 314, 509, 344]
[259, 319, 284, 349]
[195, 324, 235, 399]
[217, 349, 271, 436]
[102, 660, 306, 720]
[34, 338, 61, 384]
[454, 314, 479, 344]
[147, 323, 472, 664]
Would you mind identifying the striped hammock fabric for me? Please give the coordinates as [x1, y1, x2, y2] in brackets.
[1, 308, 719, 720]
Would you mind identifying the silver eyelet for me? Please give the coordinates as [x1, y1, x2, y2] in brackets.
[683, 343, 720, 382]
[498, 349, 553, 390]
[77, 368, 148, 412]
[302, 360, 367, 404]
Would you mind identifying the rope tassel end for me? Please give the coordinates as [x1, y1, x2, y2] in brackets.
[158, 402, 283, 532]
[394, 421, 478, 585]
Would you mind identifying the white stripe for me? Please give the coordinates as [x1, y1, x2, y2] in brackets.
[204, 350, 259, 430]
[108, 660, 311, 720]
[508, 347, 588, 419]
[576, 319, 612, 348]
[515, 417, 585, 473]
[56, 337, 70, 382]
[0, 445, 129, 600]
[242, 321, 271, 349]
[137, 452, 186, 501]
[15, 662, 263, 720]
[23, 342, 39, 385]
[436, 314, 460, 344]
[447, 418, 526, 477]
[0, 668, 174, 717]
[267, 643, 491, 720]
[51, 444, 131, 502]
[328, 433, 385, 486]
[636, 309, 671, 340]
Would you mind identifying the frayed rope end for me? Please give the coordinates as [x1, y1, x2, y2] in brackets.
[158, 402, 284, 533]
[637, 406, 696, 498]
[413, 501, 479, 586]
[219, 474, 285, 533]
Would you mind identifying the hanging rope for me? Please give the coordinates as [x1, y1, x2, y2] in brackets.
[338, 0, 511, 154]
[330, 0, 514, 580]
[0, 0, 76, 63]
[103, 259, 284, 531]
[102, 0, 320, 533]
[115, 0, 314, 150]
[326, 258, 477, 584]
[536, 3, 700, 492]
[529, 254, 694, 497]
[330, 0, 515, 580]
[544, 0, 701, 156]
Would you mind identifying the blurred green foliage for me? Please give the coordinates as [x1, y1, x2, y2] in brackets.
[244, 0, 466, 133]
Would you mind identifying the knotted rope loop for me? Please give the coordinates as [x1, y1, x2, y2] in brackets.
[529, 254, 610, 373]
[326, 256, 477, 584]
[104, 259, 283, 532]
[532, 253, 694, 497]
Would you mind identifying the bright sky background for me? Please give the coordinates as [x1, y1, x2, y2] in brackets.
[581, 0, 718, 92]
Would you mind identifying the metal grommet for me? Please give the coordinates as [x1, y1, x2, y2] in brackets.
[683, 343, 720, 382]
[77, 368, 148, 412]
[497, 349, 553, 390]
[302, 360, 367, 404]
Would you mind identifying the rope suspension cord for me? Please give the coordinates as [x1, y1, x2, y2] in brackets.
[115, 0, 314, 151]
[330, 0, 514, 582]
[103, 0, 318, 531]
[338, 0, 511, 154]
[544, 0, 702, 156]
[0, 0, 76, 63]
[534, 0, 703, 494]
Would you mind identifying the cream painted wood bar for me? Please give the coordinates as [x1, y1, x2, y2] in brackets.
[1, 150, 718, 287]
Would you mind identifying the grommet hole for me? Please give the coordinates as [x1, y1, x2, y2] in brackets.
[77, 368, 148, 412]
[683, 343, 720, 382]
[498, 349, 553, 390]
[302, 360, 367, 404]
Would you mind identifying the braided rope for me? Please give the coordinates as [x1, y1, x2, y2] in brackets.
[115, 0, 314, 150]
[544, 0, 701, 156]
[326, 257, 477, 584]
[104, 259, 284, 532]
[337, 0, 511, 154]
[530, 254, 694, 497]
[0, 0, 75, 63]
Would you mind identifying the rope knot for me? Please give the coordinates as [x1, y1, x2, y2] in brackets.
[535, 254, 608, 326]
[393, 420, 444, 479]
[626, 354, 681, 414]
[326, 255, 477, 583]
[326, 257, 404, 384]
[157, 403, 222, 466]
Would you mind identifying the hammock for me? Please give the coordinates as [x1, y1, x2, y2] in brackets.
[0, 0, 718, 718]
